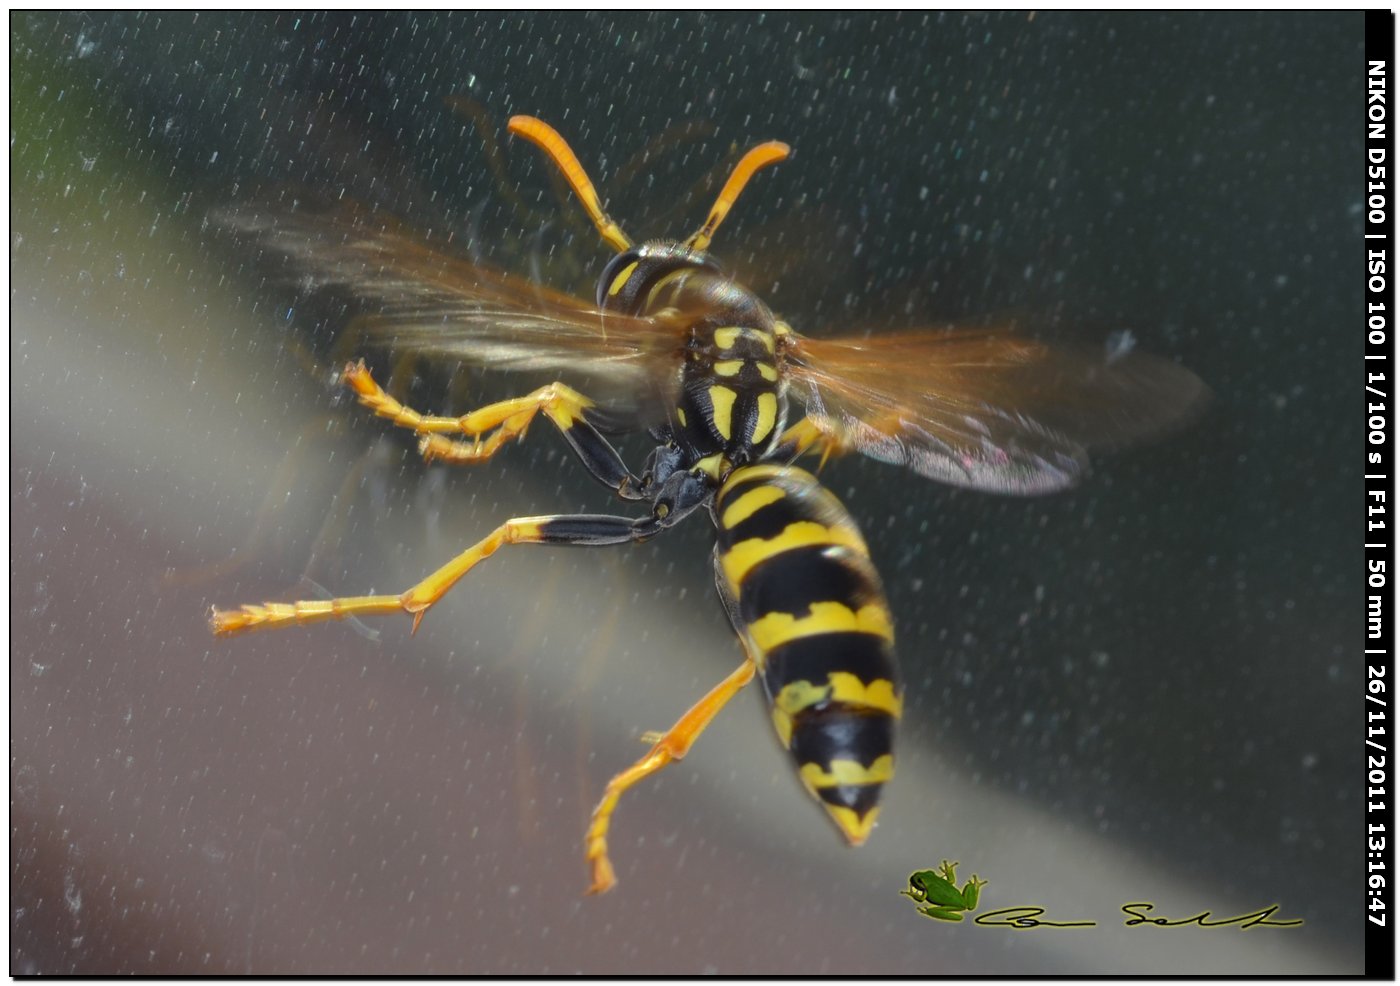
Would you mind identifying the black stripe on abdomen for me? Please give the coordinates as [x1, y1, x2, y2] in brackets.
[738, 544, 886, 636]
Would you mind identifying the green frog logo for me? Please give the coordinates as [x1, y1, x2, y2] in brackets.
[900, 860, 988, 922]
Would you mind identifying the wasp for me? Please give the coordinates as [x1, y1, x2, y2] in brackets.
[211, 115, 1204, 894]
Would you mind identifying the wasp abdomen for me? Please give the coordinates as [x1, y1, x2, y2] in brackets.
[713, 465, 902, 844]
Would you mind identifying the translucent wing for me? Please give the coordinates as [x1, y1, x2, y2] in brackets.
[214, 201, 687, 415]
[784, 327, 1207, 495]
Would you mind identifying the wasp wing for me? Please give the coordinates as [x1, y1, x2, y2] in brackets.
[785, 327, 1207, 495]
[215, 202, 685, 420]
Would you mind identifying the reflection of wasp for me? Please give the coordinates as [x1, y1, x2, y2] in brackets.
[211, 116, 1204, 894]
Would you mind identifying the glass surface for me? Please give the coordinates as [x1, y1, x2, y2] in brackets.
[11, 11, 1361, 974]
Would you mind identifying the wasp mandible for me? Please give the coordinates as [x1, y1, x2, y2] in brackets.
[211, 115, 1204, 894]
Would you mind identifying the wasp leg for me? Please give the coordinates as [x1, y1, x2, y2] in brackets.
[772, 415, 852, 472]
[776, 412, 910, 468]
[584, 654, 756, 895]
[210, 512, 659, 637]
[343, 361, 644, 498]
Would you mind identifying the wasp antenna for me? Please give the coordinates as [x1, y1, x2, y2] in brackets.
[507, 115, 633, 254]
[686, 140, 790, 252]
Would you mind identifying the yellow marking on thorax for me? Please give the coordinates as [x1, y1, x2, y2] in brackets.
[693, 453, 729, 480]
[751, 392, 778, 444]
[712, 359, 777, 385]
[607, 260, 639, 298]
[721, 521, 868, 587]
[713, 326, 776, 354]
[708, 385, 738, 440]
[720, 485, 786, 529]
[799, 754, 895, 790]
[713, 327, 744, 350]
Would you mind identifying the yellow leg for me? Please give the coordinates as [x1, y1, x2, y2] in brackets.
[342, 360, 595, 466]
[583, 656, 756, 895]
[210, 516, 549, 637]
[778, 412, 908, 468]
[777, 415, 849, 472]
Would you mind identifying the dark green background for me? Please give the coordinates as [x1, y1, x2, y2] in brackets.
[11, 11, 1361, 973]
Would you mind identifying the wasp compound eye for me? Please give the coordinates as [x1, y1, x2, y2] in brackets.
[596, 248, 643, 309]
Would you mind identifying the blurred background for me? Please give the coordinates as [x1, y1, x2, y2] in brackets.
[11, 11, 1362, 974]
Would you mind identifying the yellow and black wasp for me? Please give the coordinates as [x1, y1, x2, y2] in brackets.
[211, 115, 1204, 894]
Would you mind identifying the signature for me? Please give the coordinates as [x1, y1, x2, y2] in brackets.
[1121, 902, 1303, 929]
[974, 906, 1096, 929]
[962, 903, 1303, 930]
